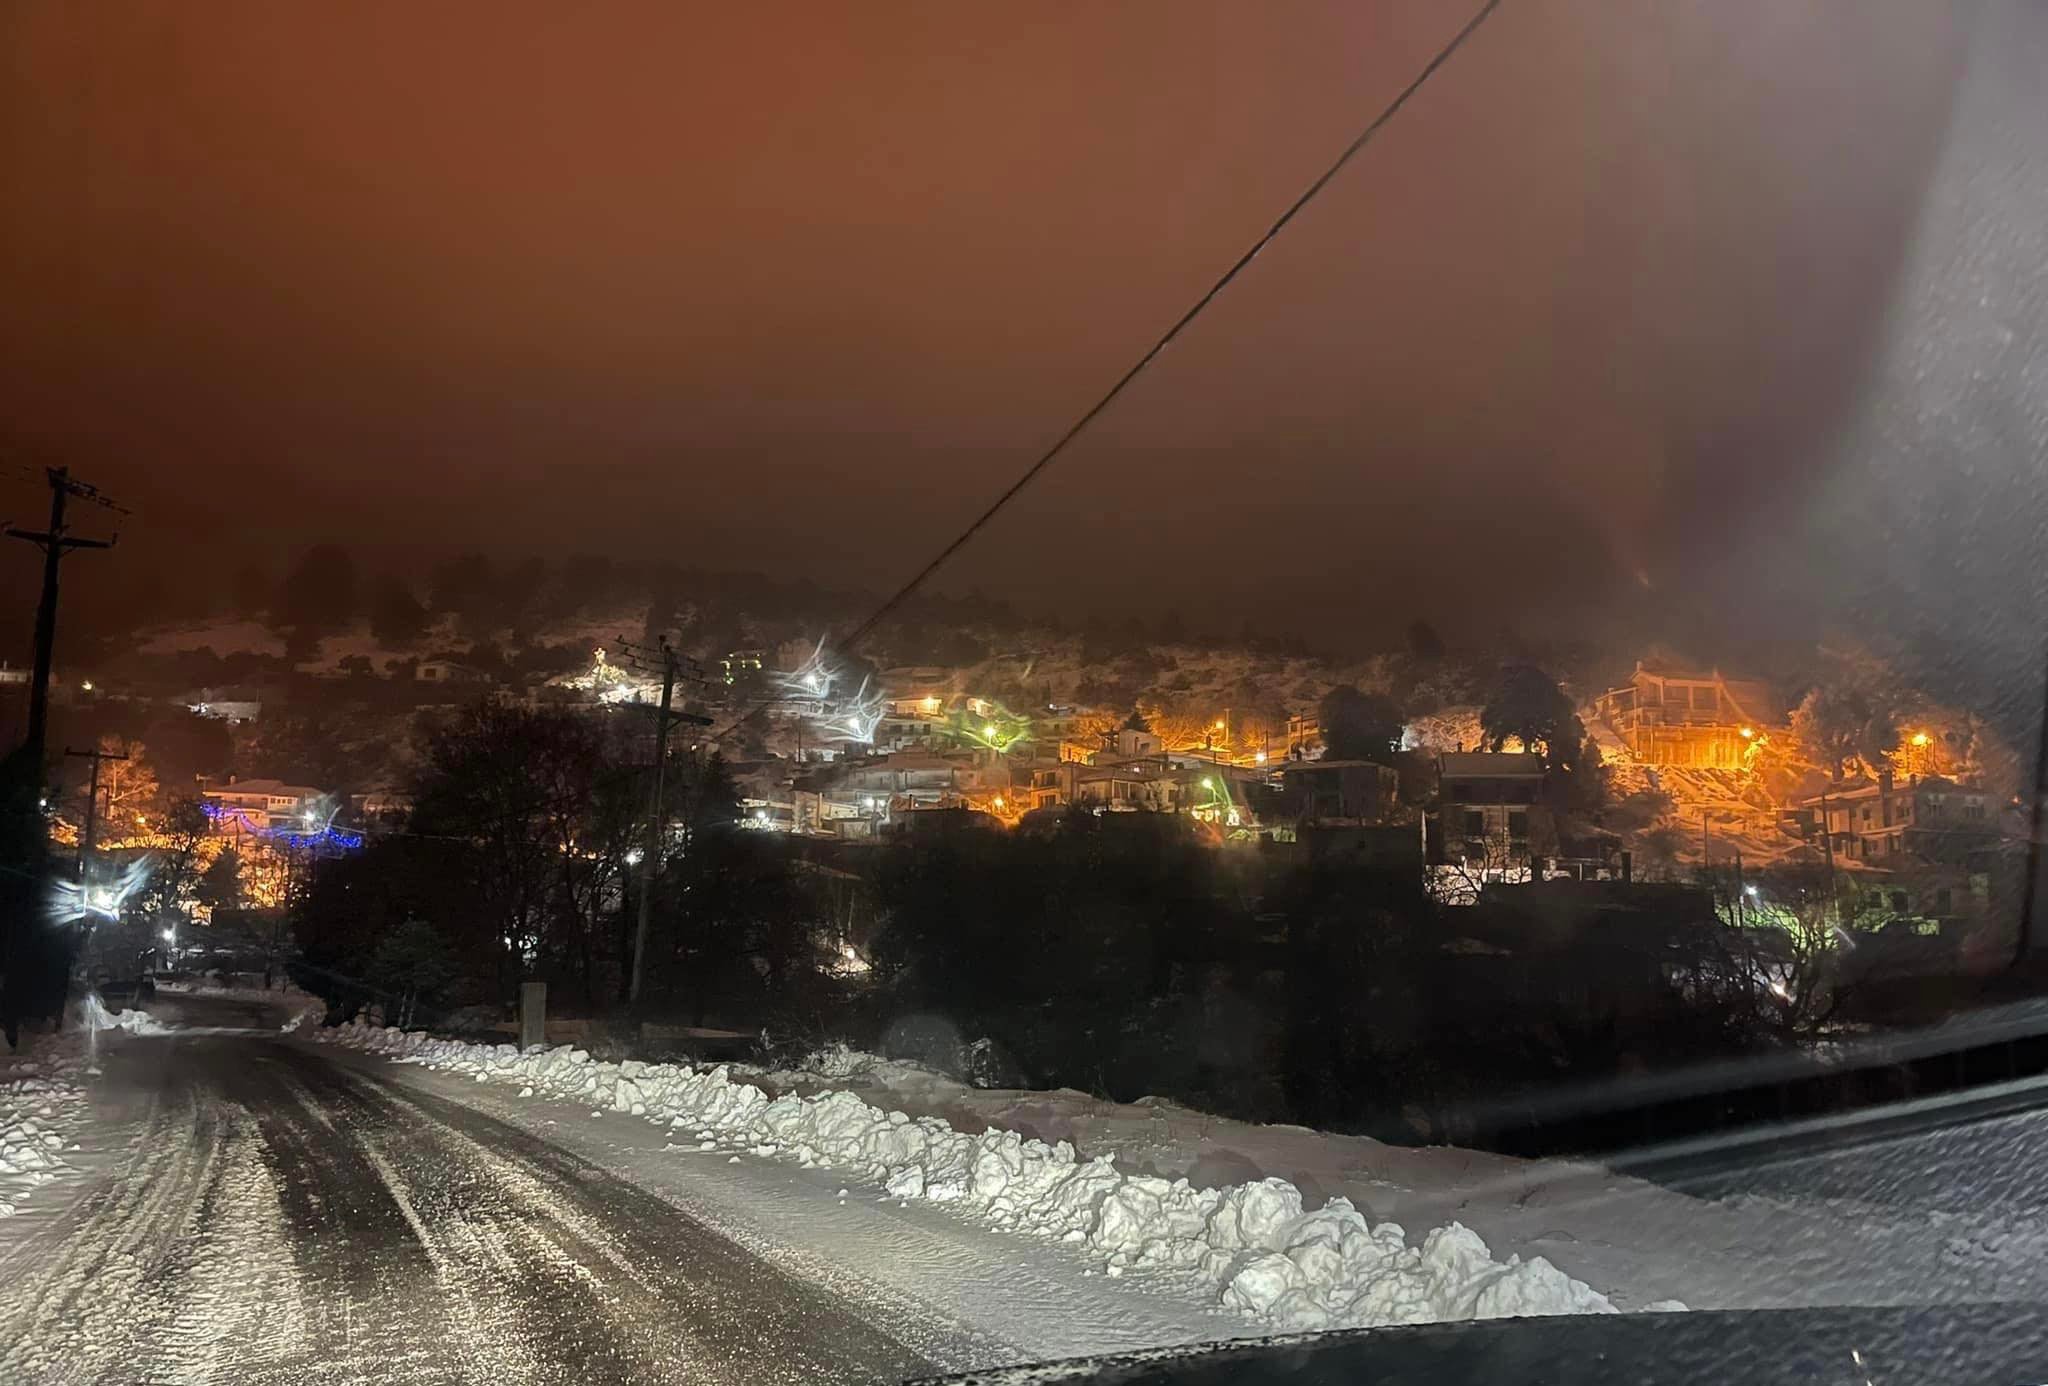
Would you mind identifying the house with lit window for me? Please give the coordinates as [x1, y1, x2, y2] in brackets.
[1593, 662, 1779, 769]
[1073, 761, 1178, 813]
[1801, 774, 1997, 864]
[202, 777, 328, 834]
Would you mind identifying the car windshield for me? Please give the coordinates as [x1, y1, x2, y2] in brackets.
[1, 2, 2044, 1382]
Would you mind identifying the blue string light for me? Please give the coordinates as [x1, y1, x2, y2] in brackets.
[202, 802, 363, 850]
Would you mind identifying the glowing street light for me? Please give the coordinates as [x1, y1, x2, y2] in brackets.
[80, 679, 94, 692]
[992, 796, 1005, 810]
[1910, 731, 1931, 748]
[1745, 884, 1759, 897]
[983, 723, 998, 739]
[161, 927, 176, 943]
[1253, 750, 1268, 764]
[1201, 777, 1215, 790]
[1738, 726, 1754, 739]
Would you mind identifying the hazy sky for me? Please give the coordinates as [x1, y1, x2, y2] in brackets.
[0, 1, 1996, 646]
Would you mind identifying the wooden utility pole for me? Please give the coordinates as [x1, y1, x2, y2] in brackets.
[6, 467, 122, 772]
[632, 642, 678, 1006]
[64, 743, 128, 884]
[616, 636, 711, 1006]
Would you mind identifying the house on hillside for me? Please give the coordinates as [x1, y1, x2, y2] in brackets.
[1801, 774, 1997, 864]
[203, 777, 327, 833]
[1073, 761, 1178, 813]
[1593, 661, 1779, 769]
[414, 658, 492, 685]
[1431, 752, 1550, 869]
[1274, 760, 1402, 825]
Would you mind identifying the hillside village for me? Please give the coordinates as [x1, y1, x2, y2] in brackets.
[15, 557, 2031, 995]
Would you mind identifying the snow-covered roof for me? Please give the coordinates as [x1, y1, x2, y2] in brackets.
[206, 778, 324, 801]
[1436, 752, 1546, 778]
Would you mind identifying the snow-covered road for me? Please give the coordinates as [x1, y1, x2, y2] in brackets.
[0, 995, 1237, 1384]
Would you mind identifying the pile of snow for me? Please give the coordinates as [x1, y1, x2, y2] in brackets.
[279, 996, 328, 1033]
[316, 1021, 1619, 1331]
[0, 1038, 90, 1218]
[80, 995, 176, 1036]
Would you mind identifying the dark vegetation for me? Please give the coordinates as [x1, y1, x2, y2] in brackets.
[280, 698, 1850, 1149]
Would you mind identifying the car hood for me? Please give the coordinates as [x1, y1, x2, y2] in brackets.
[915, 1304, 2048, 1384]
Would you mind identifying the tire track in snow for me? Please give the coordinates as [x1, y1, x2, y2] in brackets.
[2, 1023, 939, 1384]
[292, 1045, 933, 1384]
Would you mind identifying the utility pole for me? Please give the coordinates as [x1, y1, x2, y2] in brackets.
[64, 743, 128, 884]
[6, 467, 124, 772]
[616, 636, 711, 1006]
[1819, 787, 1839, 927]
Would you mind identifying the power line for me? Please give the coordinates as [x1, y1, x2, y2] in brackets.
[709, 0, 1505, 744]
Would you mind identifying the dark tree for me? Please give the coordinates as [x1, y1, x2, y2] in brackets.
[408, 700, 632, 1004]
[429, 553, 496, 626]
[277, 544, 358, 637]
[140, 711, 233, 788]
[1405, 620, 1446, 658]
[1480, 665, 1585, 767]
[135, 798, 211, 921]
[369, 575, 430, 647]
[197, 848, 244, 911]
[553, 553, 619, 617]
[1317, 685, 1405, 764]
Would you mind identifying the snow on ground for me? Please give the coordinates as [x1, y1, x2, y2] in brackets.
[158, 977, 324, 1022]
[134, 618, 286, 659]
[0, 1002, 161, 1218]
[316, 1021, 1619, 1333]
[79, 995, 177, 1037]
[742, 1045, 2048, 1317]
[0, 1039, 84, 1220]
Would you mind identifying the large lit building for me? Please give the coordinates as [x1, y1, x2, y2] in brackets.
[1593, 662, 1779, 769]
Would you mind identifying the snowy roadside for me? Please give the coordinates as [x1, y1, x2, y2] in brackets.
[316, 1021, 1624, 1334]
[0, 1000, 168, 1219]
[743, 1045, 2048, 1316]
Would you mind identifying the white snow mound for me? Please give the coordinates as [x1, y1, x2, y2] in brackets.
[316, 1020, 1621, 1331]
[80, 995, 176, 1036]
